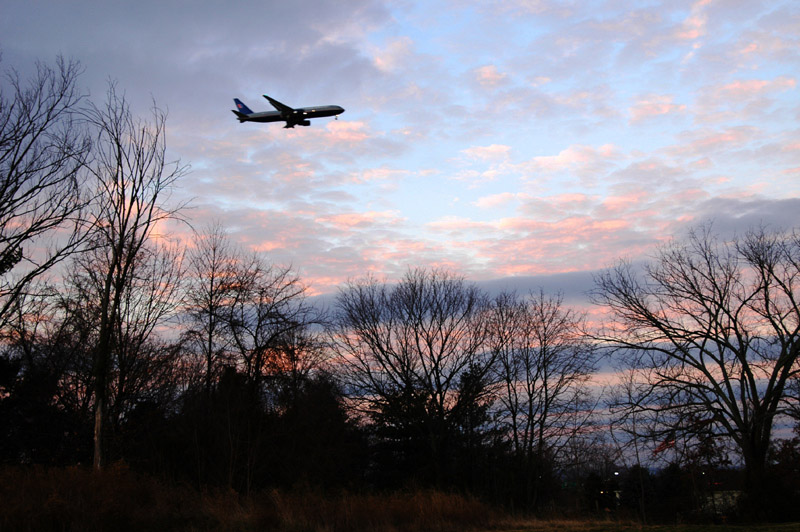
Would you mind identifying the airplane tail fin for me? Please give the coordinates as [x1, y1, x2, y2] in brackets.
[233, 98, 254, 116]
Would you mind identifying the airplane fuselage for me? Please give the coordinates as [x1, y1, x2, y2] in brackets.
[233, 96, 344, 128]
[239, 105, 344, 124]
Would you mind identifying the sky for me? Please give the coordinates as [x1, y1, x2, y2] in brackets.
[2, 0, 799, 301]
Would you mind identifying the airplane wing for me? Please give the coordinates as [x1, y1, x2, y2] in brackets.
[263, 95, 295, 116]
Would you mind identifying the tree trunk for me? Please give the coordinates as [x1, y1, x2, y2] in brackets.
[93, 391, 105, 470]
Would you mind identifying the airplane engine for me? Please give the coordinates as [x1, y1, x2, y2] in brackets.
[299, 120, 311, 126]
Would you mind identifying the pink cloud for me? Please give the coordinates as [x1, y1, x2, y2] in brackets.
[251, 241, 284, 253]
[527, 144, 619, 171]
[495, 217, 547, 232]
[460, 144, 511, 161]
[695, 76, 797, 123]
[348, 166, 410, 184]
[601, 190, 648, 213]
[461, 213, 646, 277]
[730, 25, 798, 68]
[472, 64, 509, 88]
[426, 216, 492, 234]
[372, 37, 414, 72]
[674, 0, 712, 41]
[714, 76, 796, 100]
[540, 193, 597, 216]
[629, 94, 687, 123]
[553, 193, 592, 203]
[315, 210, 403, 230]
[518, 144, 623, 184]
[324, 120, 371, 143]
[692, 158, 713, 169]
[473, 192, 524, 209]
[692, 129, 753, 149]
[669, 126, 758, 158]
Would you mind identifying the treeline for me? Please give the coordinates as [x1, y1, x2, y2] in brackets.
[2, 55, 800, 524]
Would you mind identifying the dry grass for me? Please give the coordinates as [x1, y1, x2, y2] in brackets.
[0, 465, 494, 532]
[492, 517, 643, 531]
[491, 518, 800, 532]
[2, 466, 797, 532]
[0, 464, 208, 531]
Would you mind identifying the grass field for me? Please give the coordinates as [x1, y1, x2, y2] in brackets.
[1, 466, 797, 532]
[492, 521, 800, 532]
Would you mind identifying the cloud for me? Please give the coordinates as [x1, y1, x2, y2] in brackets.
[629, 94, 687, 123]
[475, 269, 599, 305]
[460, 144, 511, 161]
[472, 64, 510, 89]
[675, 0, 713, 41]
[473, 192, 526, 209]
[518, 144, 623, 184]
[372, 37, 416, 72]
[315, 210, 403, 230]
[426, 216, 493, 235]
[674, 197, 800, 237]
[4, 0, 798, 304]
[668, 126, 759, 158]
[323, 120, 371, 143]
[1, 0, 389, 118]
[527, 144, 620, 171]
[694, 75, 798, 123]
[714, 76, 796, 100]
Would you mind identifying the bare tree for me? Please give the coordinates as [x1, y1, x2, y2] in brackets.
[84, 83, 187, 470]
[332, 268, 491, 485]
[206, 252, 317, 491]
[104, 241, 185, 426]
[0, 56, 91, 326]
[488, 290, 597, 506]
[5, 282, 96, 421]
[183, 222, 239, 395]
[267, 326, 329, 404]
[593, 225, 800, 502]
[223, 253, 314, 386]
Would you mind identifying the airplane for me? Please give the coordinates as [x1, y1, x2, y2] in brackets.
[232, 95, 344, 128]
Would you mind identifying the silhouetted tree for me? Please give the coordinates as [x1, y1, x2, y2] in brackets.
[0, 288, 93, 464]
[223, 253, 315, 387]
[180, 238, 324, 490]
[332, 268, 492, 487]
[221, 254, 321, 491]
[767, 428, 800, 520]
[593, 225, 800, 513]
[83, 83, 187, 469]
[488, 290, 597, 508]
[0, 56, 92, 326]
[182, 222, 238, 396]
[269, 373, 368, 489]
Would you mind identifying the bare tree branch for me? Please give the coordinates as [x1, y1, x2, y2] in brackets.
[593, 224, 800, 498]
[0, 56, 92, 326]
